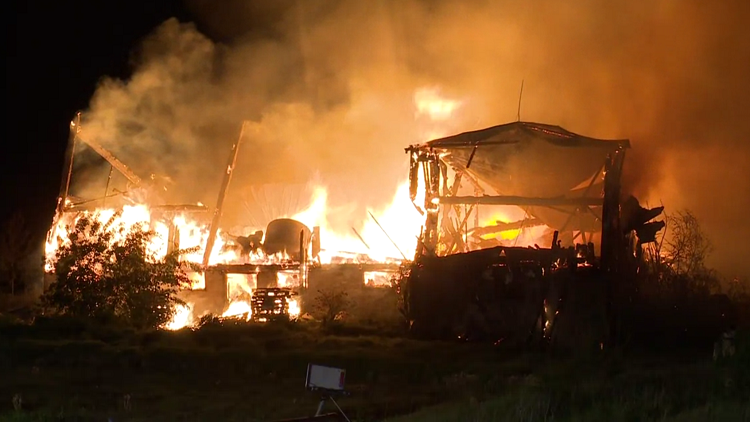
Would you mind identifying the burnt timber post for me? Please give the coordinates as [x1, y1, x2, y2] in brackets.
[76, 135, 143, 187]
[203, 122, 247, 268]
[420, 151, 441, 255]
[600, 147, 626, 347]
[56, 112, 81, 215]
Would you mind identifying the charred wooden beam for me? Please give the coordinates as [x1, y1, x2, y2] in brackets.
[600, 150, 626, 273]
[599, 148, 626, 349]
[437, 195, 602, 207]
[57, 113, 81, 215]
[203, 122, 247, 268]
[75, 133, 142, 186]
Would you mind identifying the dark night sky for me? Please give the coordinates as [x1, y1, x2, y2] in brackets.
[5, 0, 195, 240]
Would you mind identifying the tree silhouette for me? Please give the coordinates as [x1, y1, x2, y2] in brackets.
[660, 210, 719, 296]
[42, 212, 192, 329]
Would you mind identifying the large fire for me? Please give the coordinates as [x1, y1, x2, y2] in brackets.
[44, 203, 239, 272]
[43, 86, 545, 330]
[44, 182, 422, 270]
[44, 180, 422, 329]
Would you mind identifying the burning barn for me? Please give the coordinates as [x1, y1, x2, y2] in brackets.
[44, 110, 665, 339]
[44, 115, 406, 327]
[401, 121, 665, 344]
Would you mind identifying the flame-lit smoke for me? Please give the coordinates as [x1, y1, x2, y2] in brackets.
[68, 0, 750, 284]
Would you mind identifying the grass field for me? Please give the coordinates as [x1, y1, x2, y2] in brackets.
[0, 316, 747, 422]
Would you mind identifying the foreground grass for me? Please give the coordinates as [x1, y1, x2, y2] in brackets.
[385, 396, 749, 422]
[0, 317, 747, 421]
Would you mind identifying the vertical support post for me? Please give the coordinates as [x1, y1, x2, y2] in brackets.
[422, 153, 441, 254]
[600, 150, 625, 273]
[57, 112, 81, 215]
[407, 148, 419, 203]
[167, 217, 179, 255]
[203, 122, 247, 268]
[600, 148, 626, 347]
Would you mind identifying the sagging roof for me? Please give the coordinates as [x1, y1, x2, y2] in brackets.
[420, 121, 630, 232]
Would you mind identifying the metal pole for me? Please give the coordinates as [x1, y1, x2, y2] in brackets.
[314, 397, 327, 417]
[328, 396, 351, 422]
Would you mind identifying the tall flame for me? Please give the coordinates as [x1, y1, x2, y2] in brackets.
[290, 181, 423, 263]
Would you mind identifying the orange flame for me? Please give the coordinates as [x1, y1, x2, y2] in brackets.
[48, 86, 467, 330]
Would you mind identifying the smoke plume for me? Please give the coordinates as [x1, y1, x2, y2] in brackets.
[73, 0, 750, 277]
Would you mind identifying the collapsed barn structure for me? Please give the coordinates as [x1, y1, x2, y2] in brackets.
[401, 121, 666, 345]
[45, 115, 401, 322]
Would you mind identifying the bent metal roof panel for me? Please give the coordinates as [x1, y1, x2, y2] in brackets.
[422, 121, 630, 231]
